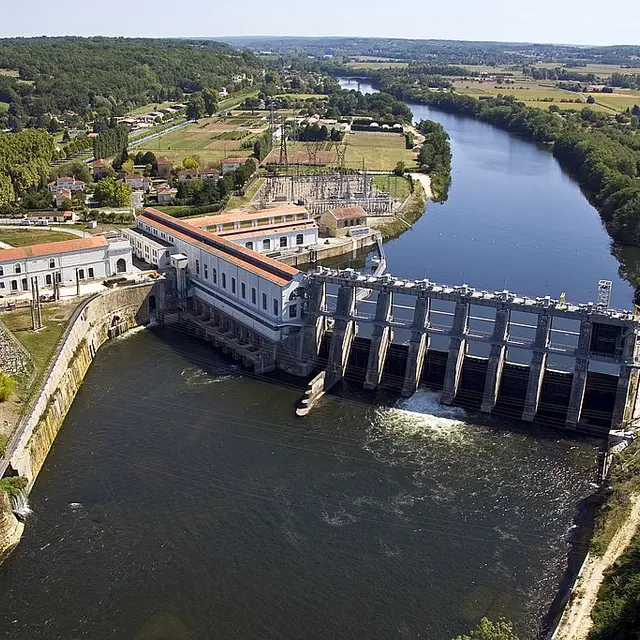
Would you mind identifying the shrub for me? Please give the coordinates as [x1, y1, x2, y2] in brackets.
[0, 373, 16, 402]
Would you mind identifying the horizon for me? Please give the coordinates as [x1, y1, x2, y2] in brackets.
[2, 0, 639, 47]
[1, 33, 638, 50]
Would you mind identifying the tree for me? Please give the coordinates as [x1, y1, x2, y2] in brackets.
[587, 95, 596, 104]
[452, 617, 520, 640]
[182, 155, 200, 170]
[186, 95, 206, 121]
[632, 104, 640, 117]
[121, 158, 135, 175]
[51, 161, 91, 184]
[202, 88, 218, 117]
[394, 160, 406, 176]
[94, 177, 131, 207]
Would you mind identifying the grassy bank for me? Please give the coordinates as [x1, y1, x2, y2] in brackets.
[591, 439, 640, 556]
[375, 181, 426, 242]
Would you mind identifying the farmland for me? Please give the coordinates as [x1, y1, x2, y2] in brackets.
[134, 112, 268, 167]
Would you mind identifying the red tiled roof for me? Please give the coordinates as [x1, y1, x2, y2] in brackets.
[140, 208, 299, 285]
[327, 205, 367, 220]
[218, 219, 317, 240]
[188, 205, 309, 228]
[0, 236, 108, 262]
[92, 159, 108, 168]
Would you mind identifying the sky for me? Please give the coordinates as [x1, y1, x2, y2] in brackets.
[1, 0, 639, 46]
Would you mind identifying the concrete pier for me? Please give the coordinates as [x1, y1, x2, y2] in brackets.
[522, 313, 552, 422]
[481, 307, 510, 413]
[566, 321, 593, 428]
[299, 280, 326, 373]
[441, 301, 469, 405]
[325, 285, 356, 388]
[364, 291, 393, 390]
[401, 296, 430, 397]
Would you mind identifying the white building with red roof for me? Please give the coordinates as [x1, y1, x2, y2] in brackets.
[0, 235, 132, 295]
[48, 177, 86, 195]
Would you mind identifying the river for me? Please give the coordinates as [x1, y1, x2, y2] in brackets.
[339, 77, 636, 309]
[0, 82, 618, 639]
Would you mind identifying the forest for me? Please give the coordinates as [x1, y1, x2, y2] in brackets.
[0, 37, 262, 130]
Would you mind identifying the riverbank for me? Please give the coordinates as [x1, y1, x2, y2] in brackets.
[0, 282, 160, 560]
[553, 493, 640, 640]
[370, 179, 428, 241]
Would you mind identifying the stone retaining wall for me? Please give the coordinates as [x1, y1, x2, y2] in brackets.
[0, 281, 160, 559]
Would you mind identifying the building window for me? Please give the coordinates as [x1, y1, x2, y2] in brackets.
[231, 277, 236, 294]
[262, 292, 267, 310]
[88, 267, 94, 278]
[222, 273, 226, 289]
[0, 282, 4, 289]
[14, 264, 21, 274]
[195, 259, 200, 275]
[204, 264, 208, 279]
[78, 269, 85, 280]
[212, 268, 217, 284]
[289, 304, 297, 318]
[279, 236, 287, 248]
[263, 239, 271, 251]
[251, 287, 256, 304]
[296, 234, 304, 245]
[273, 298, 279, 316]
[10, 280, 17, 291]
[241, 282, 246, 299]
[45, 274, 52, 285]
[245, 241, 253, 250]
[21, 278, 28, 291]
[49, 258, 55, 268]
[0, 266, 3, 276]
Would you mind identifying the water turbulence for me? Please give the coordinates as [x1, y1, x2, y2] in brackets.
[10, 490, 33, 523]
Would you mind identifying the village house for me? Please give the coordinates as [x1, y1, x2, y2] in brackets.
[124, 174, 152, 191]
[156, 185, 178, 204]
[55, 187, 72, 209]
[319, 206, 368, 238]
[176, 169, 220, 183]
[155, 156, 173, 178]
[91, 159, 110, 181]
[23, 210, 77, 224]
[221, 158, 246, 175]
[48, 176, 86, 195]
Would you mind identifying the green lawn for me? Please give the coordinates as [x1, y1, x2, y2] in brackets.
[344, 132, 416, 171]
[0, 229, 74, 247]
[225, 177, 266, 210]
[1, 301, 80, 407]
[372, 174, 412, 201]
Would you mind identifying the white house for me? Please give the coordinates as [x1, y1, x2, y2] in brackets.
[48, 177, 86, 195]
[138, 208, 304, 340]
[0, 235, 132, 295]
[220, 158, 246, 175]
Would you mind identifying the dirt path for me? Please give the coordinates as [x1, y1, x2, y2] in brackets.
[409, 173, 432, 200]
[554, 494, 640, 640]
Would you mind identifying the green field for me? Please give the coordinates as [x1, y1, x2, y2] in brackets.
[0, 102, 9, 114]
[372, 174, 412, 201]
[134, 113, 265, 167]
[225, 177, 266, 210]
[0, 229, 74, 247]
[593, 93, 640, 112]
[344, 132, 416, 171]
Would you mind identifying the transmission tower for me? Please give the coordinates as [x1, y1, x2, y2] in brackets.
[279, 122, 288, 168]
[334, 142, 347, 198]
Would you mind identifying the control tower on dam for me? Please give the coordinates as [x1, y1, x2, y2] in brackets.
[297, 270, 640, 435]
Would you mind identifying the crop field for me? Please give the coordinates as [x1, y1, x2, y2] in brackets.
[593, 92, 640, 112]
[134, 113, 267, 166]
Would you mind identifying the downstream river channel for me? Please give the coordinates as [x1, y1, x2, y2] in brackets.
[0, 82, 628, 639]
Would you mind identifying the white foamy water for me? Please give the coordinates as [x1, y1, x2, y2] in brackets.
[370, 390, 471, 445]
[180, 367, 237, 387]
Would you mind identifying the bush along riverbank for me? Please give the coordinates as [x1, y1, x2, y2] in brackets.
[376, 180, 427, 242]
[416, 119, 452, 202]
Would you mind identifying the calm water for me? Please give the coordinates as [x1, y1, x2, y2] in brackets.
[0, 83, 622, 639]
[339, 77, 636, 309]
[0, 330, 599, 639]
